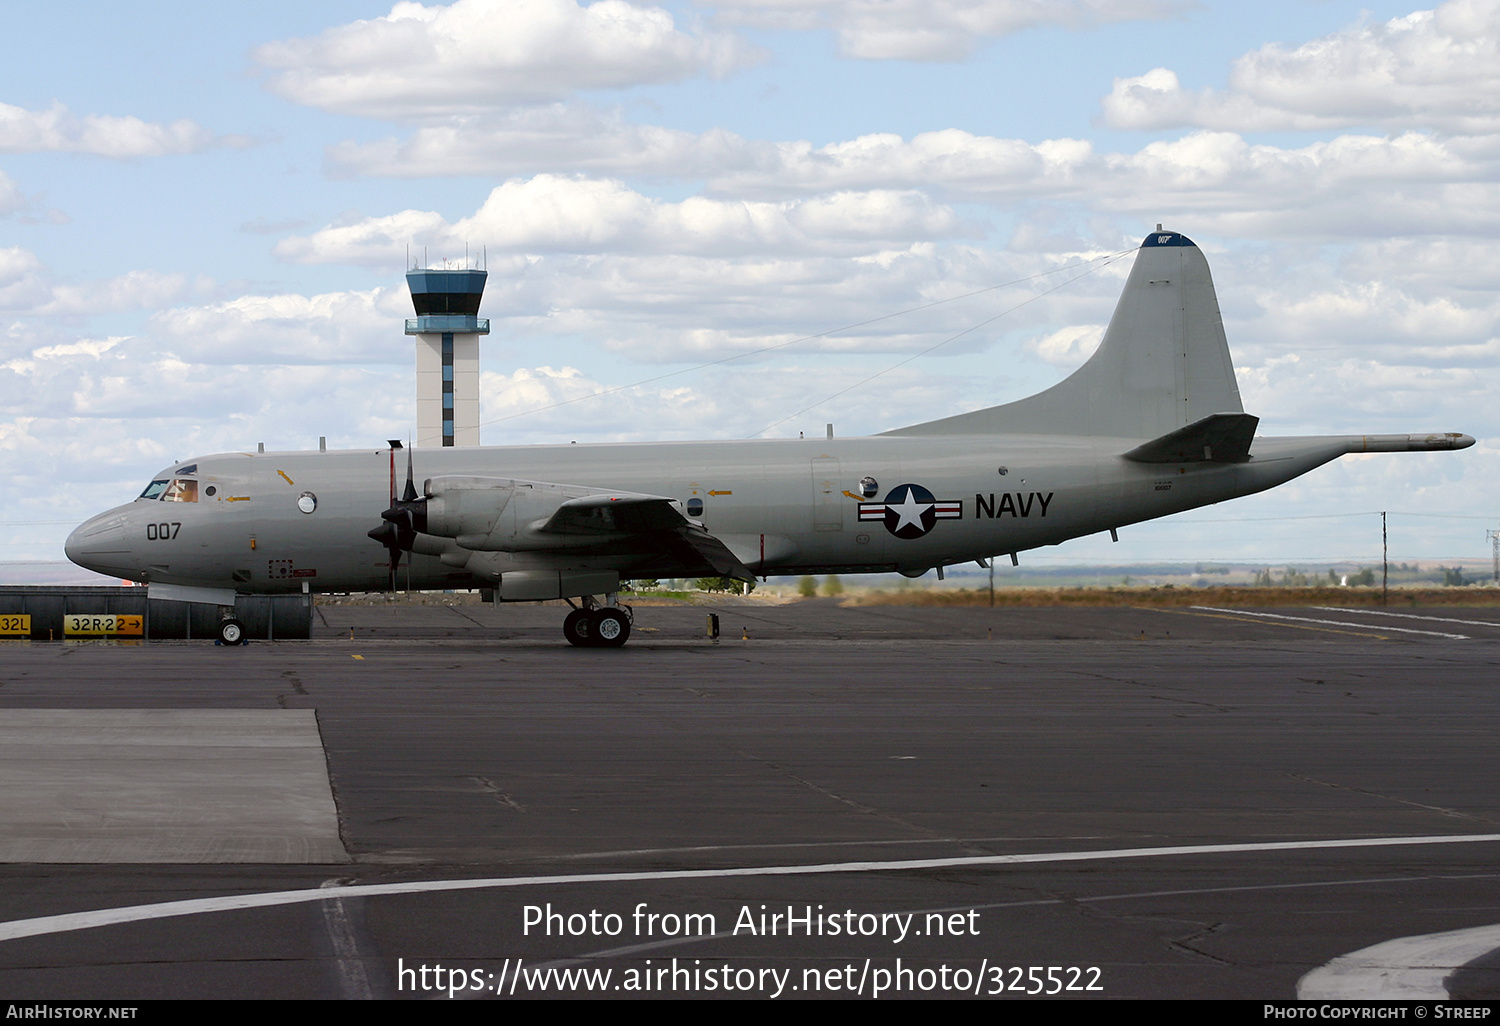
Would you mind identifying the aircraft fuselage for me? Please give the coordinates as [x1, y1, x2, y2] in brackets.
[67, 432, 1362, 594]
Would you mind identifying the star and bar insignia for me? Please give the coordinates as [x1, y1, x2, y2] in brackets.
[858, 483, 962, 539]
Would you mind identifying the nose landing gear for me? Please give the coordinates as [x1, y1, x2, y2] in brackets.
[563, 594, 632, 648]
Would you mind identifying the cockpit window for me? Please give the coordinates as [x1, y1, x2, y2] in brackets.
[175, 464, 197, 475]
[139, 480, 170, 500]
[162, 479, 198, 502]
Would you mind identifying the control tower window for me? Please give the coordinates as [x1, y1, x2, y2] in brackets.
[410, 293, 482, 316]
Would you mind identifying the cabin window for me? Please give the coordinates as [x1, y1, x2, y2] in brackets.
[686, 497, 704, 517]
[162, 479, 198, 503]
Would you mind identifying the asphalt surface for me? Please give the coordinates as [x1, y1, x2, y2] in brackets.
[2, 597, 1500, 1000]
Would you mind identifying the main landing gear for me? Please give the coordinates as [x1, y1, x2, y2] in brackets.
[562, 595, 631, 648]
[217, 613, 246, 646]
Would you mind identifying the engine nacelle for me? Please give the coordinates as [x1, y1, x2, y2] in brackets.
[423, 476, 657, 551]
[421, 476, 514, 540]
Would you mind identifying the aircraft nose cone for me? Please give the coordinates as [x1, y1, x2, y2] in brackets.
[65, 508, 137, 577]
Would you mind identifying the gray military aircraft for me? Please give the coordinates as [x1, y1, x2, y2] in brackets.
[66, 229, 1473, 646]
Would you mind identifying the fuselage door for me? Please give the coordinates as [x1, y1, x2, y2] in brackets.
[811, 456, 842, 532]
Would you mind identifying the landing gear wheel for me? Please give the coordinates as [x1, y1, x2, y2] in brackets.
[591, 608, 630, 648]
[217, 617, 245, 646]
[563, 609, 593, 647]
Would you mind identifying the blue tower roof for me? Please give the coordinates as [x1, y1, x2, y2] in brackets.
[405, 268, 489, 334]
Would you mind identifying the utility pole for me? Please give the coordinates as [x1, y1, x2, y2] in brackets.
[1487, 525, 1500, 585]
[1382, 511, 1388, 606]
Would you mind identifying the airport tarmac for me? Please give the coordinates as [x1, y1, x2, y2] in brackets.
[2, 598, 1499, 1000]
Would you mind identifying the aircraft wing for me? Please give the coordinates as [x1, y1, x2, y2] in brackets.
[539, 494, 756, 582]
[540, 494, 691, 535]
[413, 476, 756, 582]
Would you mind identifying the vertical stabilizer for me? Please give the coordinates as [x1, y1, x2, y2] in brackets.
[883, 230, 1243, 439]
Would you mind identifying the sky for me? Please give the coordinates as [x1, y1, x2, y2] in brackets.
[3, 0, 1498, 577]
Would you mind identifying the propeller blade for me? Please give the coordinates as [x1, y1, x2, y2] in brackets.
[401, 447, 418, 503]
[371, 443, 422, 593]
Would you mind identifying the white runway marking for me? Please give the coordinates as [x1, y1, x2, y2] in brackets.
[1298, 922, 1500, 999]
[2, 833, 1498, 943]
[1191, 607, 1469, 639]
[1311, 607, 1500, 629]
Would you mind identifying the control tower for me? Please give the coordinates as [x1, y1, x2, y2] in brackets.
[405, 267, 488, 447]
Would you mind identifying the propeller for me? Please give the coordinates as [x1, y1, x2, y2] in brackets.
[368, 442, 428, 590]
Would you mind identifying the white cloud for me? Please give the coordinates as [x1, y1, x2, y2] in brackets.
[1236, 350, 1490, 431]
[256, 0, 757, 119]
[276, 174, 969, 263]
[1025, 324, 1103, 368]
[1101, 0, 1500, 133]
[324, 103, 759, 178]
[477, 359, 974, 442]
[715, 129, 1500, 238]
[0, 101, 232, 157]
[322, 111, 1500, 240]
[0, 248, 210, 318]
[0, 247, 52, 313]
[1255, 282, 1499, 352]
[0, 170, 23, 215]
[40, 272, 211, 317]
[701, 0, 1186, 61]
[479, 364, 733, 440]
[30, 337, 127, 361]
[147, 289, 411, 365]
[1340, 236, 1500, 293]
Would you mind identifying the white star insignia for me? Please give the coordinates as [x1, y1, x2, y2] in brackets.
[889, 487, 932, 532]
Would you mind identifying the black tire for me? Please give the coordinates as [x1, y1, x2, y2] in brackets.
[218, 617, 246, 646]
[591, 608, 630, 648]
[563, 609, 593, 647]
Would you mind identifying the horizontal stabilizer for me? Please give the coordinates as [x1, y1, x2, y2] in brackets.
[1123, 412, 1259, 464]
